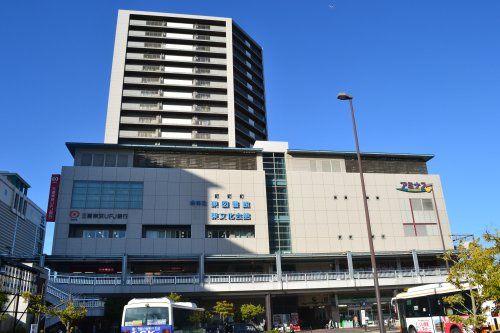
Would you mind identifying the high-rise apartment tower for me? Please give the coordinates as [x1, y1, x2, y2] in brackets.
[104, 10, 268, 148]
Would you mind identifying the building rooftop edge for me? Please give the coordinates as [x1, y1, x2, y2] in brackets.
[117, 9, 263, 49]
[118, 9, 231, 23]
[65, 142, 434, 161]
[288, 149, 434, 161]
[0, 171, 31, 188]
[65, 142, 262, 157]
[231, 20, 263, 50]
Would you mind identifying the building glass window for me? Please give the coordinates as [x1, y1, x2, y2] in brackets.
[77, 152, 131, 167]
[71, 181, 143, 209]
[93, 154, 104, 166]
[112, 230, 126, 238]
[263, 152, 292, 253]
[404, 225, 415, 237]
[205, 226, 255, 238]
[81, 153, 92, 166]
[117, 154, 129, 167]
[105, 153, 117, 167]
[142, 225, 191, 239]
[404, 198, 437, 237]
[13, 193, 19, 211]
[69, 225, 126, 238]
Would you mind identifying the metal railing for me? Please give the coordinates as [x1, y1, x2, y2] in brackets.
[46, 283, 73, 300]
[127, 275, 199, 285]
[46, 282, 105, 308]
[50, 274, 122, 285]
[49, 268, 447, 286]
[204, 274, 278, 284]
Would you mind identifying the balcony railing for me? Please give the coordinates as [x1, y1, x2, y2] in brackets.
[129, 20, 226, 33]
[128, 31, 226, 43]
[121, 102, 228, 114]
[120, 116, 226, 127]
[122, 89, 227, 101]
[123, 77, 227, 89]
[119, 130, 159, 138]
[127, 41, 226, 54]
[124, 64, 227, 76]
[126, 52, 226, 65]
[49, 268, 448, 286]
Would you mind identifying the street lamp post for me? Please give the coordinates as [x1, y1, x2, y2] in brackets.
[337, 92, 385, 333]
[430, 185, 450, 271]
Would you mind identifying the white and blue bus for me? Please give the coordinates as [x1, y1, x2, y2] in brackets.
[392, 283, 500, 333]
[121, 297, 204, 333]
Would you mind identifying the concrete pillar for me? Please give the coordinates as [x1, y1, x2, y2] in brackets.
[199, 254, 205, 285]
[412, 250, 419, 273]
[265, 294, 272, 331]
[347, 251, 354, 279]
[332, 294, 340, 325]
[39, 254, 45, 268]
[275, 252, 282, 280]
[121, 254, 128, 284]
[396, 258, 402, 270]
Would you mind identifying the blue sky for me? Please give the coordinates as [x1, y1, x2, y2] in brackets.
[0, 0, 499, 254]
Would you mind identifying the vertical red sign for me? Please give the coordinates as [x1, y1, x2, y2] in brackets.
[46, 174, 61, 222]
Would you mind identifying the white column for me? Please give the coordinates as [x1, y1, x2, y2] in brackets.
[347, 252, 354, 279]
[199, 254, 205, 285]
[412, 250, 420, 273]
[121, 254, 128, 284]
[275, 252, 282, 280]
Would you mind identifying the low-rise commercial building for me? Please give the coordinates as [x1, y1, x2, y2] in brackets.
[0, 172, 46, 331]
[46, 140, 452, 328]
[0, 172, 45, 257]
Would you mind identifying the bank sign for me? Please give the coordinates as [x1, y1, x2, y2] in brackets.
[69, 211, 129, 221]
[397, 182, 433, 193]
[190, 194, 252, 221]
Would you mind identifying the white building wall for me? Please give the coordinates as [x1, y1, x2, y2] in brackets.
[53, 166, 270, 256]
[286, 170, 453, 253]
[104, 10, 129, 144]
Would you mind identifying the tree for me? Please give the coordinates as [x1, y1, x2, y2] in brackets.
[240, 304, 265, 323]
[49, 301, 87, 333]
[442, 231, 500, 333]
[167, 292, 182, 302]
[0, 290, 8, 320]
[22, 291, 47, 325]
[22, 292, 87, 333]
[189, 310, 213, 325]
[213, 300, 234, 322]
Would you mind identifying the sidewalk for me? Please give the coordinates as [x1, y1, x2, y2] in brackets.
[297, 328, 399, 333]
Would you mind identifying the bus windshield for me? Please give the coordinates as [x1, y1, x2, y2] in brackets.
[124, 307, 169, 326]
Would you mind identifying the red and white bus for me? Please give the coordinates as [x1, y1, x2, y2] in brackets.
[392, 283, 499, 333]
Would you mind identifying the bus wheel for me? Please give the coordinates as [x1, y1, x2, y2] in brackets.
[450, 327, 461, 333]
[409, 326, 417, 333]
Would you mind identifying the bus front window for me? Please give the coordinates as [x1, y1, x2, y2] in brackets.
[124, 307, 169, 326]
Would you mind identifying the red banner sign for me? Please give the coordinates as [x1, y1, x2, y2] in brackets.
[46, 174, 61, 222]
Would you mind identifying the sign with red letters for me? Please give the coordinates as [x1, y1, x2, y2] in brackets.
[46, 174, 61, 222]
